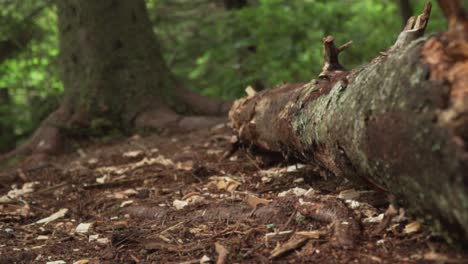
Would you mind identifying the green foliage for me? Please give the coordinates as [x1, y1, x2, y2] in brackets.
[0, 1, 61, 144]
[0, 0, 448, 150]
[152, 0, 446, 98]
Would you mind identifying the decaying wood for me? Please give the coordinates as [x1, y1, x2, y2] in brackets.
[391, 2, 431, 51]
[229, 2, 468, 243]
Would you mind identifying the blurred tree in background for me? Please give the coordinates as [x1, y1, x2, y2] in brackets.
[0, 0, 446, 152]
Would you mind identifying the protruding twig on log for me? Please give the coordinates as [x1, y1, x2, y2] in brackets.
[391, 2, 432, 51]
[319, 36, 352, 79]
[436, 0, 467, 32]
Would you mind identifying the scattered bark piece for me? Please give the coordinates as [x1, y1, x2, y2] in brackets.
[244, 193, 271, 208]
[403, 221, 421, 234]
[371, 204, 398, 236]
[296, 230, 325, 239]
[33, 208, 68, 225]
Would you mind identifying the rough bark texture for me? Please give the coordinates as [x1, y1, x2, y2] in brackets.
[229, 5, 468, 242]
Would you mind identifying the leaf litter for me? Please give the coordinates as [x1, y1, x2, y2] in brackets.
[0, 125, 466, 263]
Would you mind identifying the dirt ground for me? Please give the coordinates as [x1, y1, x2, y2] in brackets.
[0, 124, 467, 264]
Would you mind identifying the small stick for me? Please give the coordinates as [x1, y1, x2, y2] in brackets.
[281, 208, 298, 231]
[215, 242, 229, 264]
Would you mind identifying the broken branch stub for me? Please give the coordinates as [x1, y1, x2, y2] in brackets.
[319, 36, 352, 79]
[391, 2, 431, 51]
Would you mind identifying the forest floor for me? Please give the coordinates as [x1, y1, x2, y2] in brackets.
[0, 124, 467, 264]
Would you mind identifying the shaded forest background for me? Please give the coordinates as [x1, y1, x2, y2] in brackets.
[0, 0, 447, 152]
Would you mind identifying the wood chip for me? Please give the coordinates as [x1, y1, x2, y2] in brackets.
[338, 189, 360, 200]
[296, 230, 325, 239]
[270, 235, 309, 259]
[34, 208, 68, 225]
[245, 194, 271, 208]
[265, 230, 293, 245]
[403, 221, 421, 234]
[215, 242, 229, 264]
[75, 223, 93, 233]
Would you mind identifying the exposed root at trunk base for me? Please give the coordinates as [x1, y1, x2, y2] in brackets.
[0, 102, 228, 168]
[135, 106, 227, 132]
[0, 105, 71, 168]
[174, 85, 233, 116]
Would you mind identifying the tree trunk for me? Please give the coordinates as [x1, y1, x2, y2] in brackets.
[223, 0, 265, 92]
[57, 0, 228, 128]
[0, 89, 15, 153]
[229, 3, 468, 243]
[1, 0, 230, 159]
[398, 0, 413, 27]
[223, 0, 248, 10]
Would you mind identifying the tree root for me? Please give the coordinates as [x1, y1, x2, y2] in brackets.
[0, 105, 71, 167]
[174, 84, 232, 116]
[135, 105, 227, 132]
[0, 99, 228, 168]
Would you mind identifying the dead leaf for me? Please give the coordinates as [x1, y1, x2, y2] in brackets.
[338, 189, 360, 200]
[46, 261, 66, 264]
[363, 213, 384, 224]
[200, 255, 211, 264]
[208, 176, 242, 192]
[176, 161, 194, 171]
[286, 164, 306, 172]
[0, 182, 39, 203]
[403, 221, 421, 234]
[245, 194, 271, 208]
[173, 199, 189, 210]
[96, 156, 173, 176]
[75, 223, 93, 233]
[110, 189, 138, 199]
[123, 150, 144, 158]
[278, 187, 307, 197]
[187, 195, 205, 204]
[73, 259, 90, 264]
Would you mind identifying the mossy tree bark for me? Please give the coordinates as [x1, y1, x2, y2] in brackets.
[2, 0, 230, 159]
[229, 2, 468, 243]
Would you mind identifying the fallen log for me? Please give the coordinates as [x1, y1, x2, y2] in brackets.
[229, 2, 468, 243]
